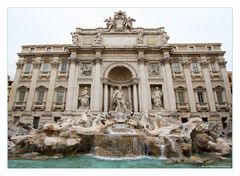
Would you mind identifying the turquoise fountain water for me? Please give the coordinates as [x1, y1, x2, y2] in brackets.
[8, 154, 232, 168]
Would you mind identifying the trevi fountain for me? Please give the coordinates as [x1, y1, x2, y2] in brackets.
[8, 10, 232, 168]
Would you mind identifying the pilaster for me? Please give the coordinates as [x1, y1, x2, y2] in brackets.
[182, 58, 197, 112]
[138, 53, 150, 112]
[26, 57, 42, 111]
[91, 51, 103, 112]
[162, 51, 176, 112]
[8, 60, 24, 111]
[65, 54, 77, 112]
[218, 57, 232, 106]
[200, 56, 216, 112]
[45, 57, 59, 111]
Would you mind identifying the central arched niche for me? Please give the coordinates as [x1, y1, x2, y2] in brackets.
[108, 66, 133, 82]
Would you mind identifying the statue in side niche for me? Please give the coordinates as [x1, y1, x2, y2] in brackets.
[79, 87, 90, 108]
[151, 86, 163, 109]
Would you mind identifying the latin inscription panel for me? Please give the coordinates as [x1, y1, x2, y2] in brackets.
[103, 36, 136, 47]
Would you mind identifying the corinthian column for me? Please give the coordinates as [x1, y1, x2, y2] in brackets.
[133, 84, 138, 112]
[91, 57, 102, 112]
[65, 56, 77, 112]
[219, 58, 232, 106]
[26, 57, 42, 111]
[45, 57, 58, 111]
[8, 60, 24, 111]
[138, 57, 149, 112]
[182, 59, 197, 112]
[162, 52, 176, 112]
[200, 57, 216, 112]
[128, 86, 132, 105]
[103, 84, 109, 112]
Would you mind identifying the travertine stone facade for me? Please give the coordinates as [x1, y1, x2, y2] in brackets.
[8, 11, 232, 130]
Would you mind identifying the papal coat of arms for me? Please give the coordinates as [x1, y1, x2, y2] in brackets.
[104, 10, 136, 32]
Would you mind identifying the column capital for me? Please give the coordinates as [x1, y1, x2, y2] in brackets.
[182, 61, 190, 69]
[161, 57, 172, 65]
[33, 62, 41, 69]
[132, 78, 140, 84]
[101, 78, 108, 84]
[218, 61, 227, 68]
[93, 57, 102, 64]
[16, 62, 24, 69]
[51, 61, 59, 68]
[68, 57, 78, 64]
[200, 61, 209, 69]
[138, 57, 147, 65]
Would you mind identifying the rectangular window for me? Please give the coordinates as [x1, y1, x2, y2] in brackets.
[42, 63, 50, 72]
[60, 62, 67, 72]
[191, 62, 199, 73]
[207, 46, 212, 51]
[46, 47, 52, 52]
[172, 63, 181, 73]
[18, 91, 25, 102]
[63, 47, 68, 52]
[25, 63, 32, 73]
[30, 48, 35, 52]
[197, 91, 204, 104]
[216, 91, 223, 103]
[37, 91, 44, 102]
[178, 92, 185, 104]
[210, 62, 217, 72]
[56, 91, 64, 103]
[189, 46, 194, 51]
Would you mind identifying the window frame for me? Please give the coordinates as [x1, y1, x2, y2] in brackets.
[37, 90, 45, 103]
[172, 62, 181, 73]
[191, 62, 199, 73]
[56, 90, 65, 103]
[42, 63, 50, 72]
[25, 63, 32, 73]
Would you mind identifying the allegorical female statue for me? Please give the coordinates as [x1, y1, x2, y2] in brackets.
[151, 86, 163, 109]
[79, 87, 90, 108]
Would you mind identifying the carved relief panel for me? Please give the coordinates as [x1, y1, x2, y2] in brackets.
[148, 63, 160, 77]
[80, 63, 92, 77]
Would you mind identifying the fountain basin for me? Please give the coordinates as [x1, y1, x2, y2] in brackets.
[93, 134, 147, 157]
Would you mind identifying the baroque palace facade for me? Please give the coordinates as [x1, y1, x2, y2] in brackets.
[8, 11, 232, 129]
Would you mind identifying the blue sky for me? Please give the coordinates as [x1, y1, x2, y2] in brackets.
[7, 7, 232, 79]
